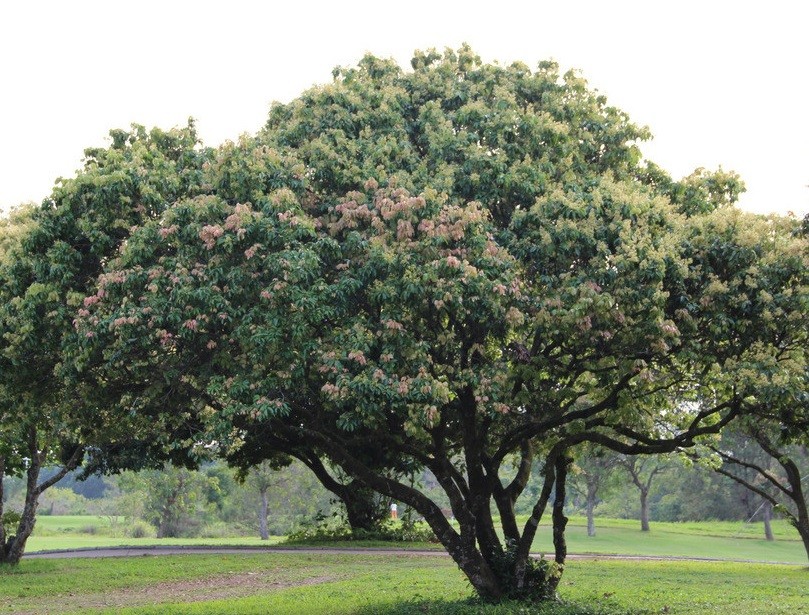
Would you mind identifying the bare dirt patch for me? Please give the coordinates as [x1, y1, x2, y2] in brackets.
[11, 572, 337, 614]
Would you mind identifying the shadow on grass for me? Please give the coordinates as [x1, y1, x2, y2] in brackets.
[353, 597, 652, 615]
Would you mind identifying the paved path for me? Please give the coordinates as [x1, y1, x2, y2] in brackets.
[26, 545, 798, 565]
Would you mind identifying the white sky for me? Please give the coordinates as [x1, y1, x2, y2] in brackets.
[1, 1, 807, 216]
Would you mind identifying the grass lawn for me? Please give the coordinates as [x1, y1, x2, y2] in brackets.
[1, 552, 806, 614]
[27, 516, 285, 551]
[27, 514, 807, 564]
[527, 516, 806, 564]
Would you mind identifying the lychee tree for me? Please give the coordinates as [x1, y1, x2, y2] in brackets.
[68, 48, 807, 601]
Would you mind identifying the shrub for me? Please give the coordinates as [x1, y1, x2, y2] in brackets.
[1, 511, 21, 536]
[127, 520, 155, 538]
[287, 517, 438, 544]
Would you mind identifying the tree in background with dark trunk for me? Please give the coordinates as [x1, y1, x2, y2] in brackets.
[569, 446, 620, 537]
[710, 428, 809, 561]
[618, 455, 671, 532]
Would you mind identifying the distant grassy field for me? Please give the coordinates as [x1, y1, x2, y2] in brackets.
[27, 514, 807, 564]
[524, 515, 806, 564]
[27, 516, 284, 551]
[1, 552, 806, 614]
[33, 515, 124, 532]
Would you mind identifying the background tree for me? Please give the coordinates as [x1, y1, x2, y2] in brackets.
[0, 205, 36, 264]
[709, 426, 809, 559]
[117, 467, 219, 538]
[0, 122, 209, 564]
[241, 459, 291, 540]
[687, 211, 809, 558]
[617, 455, 673, 532]
[569, 446, 620, 537]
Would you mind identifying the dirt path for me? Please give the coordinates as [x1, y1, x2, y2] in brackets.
[11, 569, 338, 615]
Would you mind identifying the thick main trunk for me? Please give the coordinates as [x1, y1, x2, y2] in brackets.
[762, 502, 774, 541]
[259, 488, 269, 540]
[341, 483, 385, 531]
[794, 502, 809, 563]
[547, 455, 572, 596]
[0, 435, 82, 565]
[304, 430, 506, 598]
[0, 458, 6, 555]
[639, 489, 650, 532]
[453, 540, 505, 601]
[298, 456, 385, 532]
[798, 520, 809, 563]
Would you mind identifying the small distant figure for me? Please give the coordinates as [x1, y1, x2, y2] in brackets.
[390, 502, 398, 520]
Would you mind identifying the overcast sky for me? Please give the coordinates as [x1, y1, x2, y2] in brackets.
[1, 1, 807, 216]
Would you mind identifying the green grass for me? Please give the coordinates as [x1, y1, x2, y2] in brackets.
[556, 515, 801, 541]
[26, 534, 286, 551]
[1, 552, 806, 614]
[26, 514, 807, 564]
[527, 517, 806, 564]
[286, 515, 807, 565]
[32, 515, 125, 533]
[26, 516, 285, 551]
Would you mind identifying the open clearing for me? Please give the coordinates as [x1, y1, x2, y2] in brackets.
[8, 516, 806, 614]
[26, 515, 808, 564]
[2, 551, 807, 615]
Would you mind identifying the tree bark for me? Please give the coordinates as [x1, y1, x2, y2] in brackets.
[639, 488, 650, 532]
[797, 518, 809, 563]
[0, 434, 83, 565]
[3, 432, 43, 565]
[0, 458, 7, 561]
[762, 502, 774, 541]
[341, 482, 385, 532]
[586, 479, 597, 537]
[296, 425, 505, 599]
[299, 455, 385, 532]
[259, 487, 269, 540]
[548, 454, 572, 596]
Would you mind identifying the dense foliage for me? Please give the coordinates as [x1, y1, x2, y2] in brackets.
[0, 123, 210, 563]
[2, 47, 806, 602]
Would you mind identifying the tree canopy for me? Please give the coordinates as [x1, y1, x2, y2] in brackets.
[3, 47, 806, 600]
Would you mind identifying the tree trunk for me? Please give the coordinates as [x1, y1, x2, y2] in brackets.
[547, 455, 572, 596]
[1, 453, 42, 565]
[798, 519, 809, 563]
[0, 434, 82, 564]
[454, 540, 504, 601]
[639, 488, 650, 532]
[298, 456, 385, 532]
[762, 502, 774, 541]
[793, 500, 809, 563]
[0, 458, 8, 563]
[341, 482, 385, 532]
[586, 480, 597, 537]
[259, 487, 269, 540]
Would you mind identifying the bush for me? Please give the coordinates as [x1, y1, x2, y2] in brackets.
[287, 517, 438, 544]
[127, 520, 155, 538]
[199, 521, 254, 538]
[1, 511, 21, 536]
